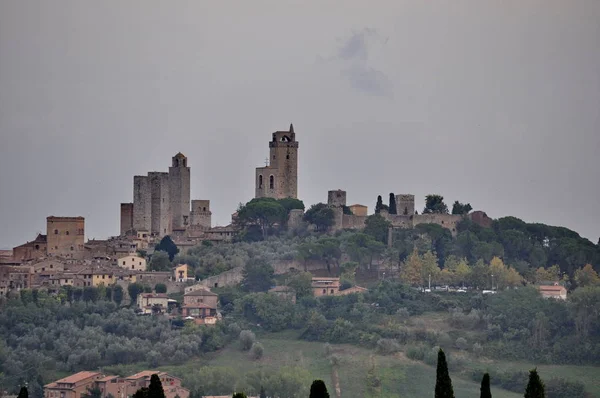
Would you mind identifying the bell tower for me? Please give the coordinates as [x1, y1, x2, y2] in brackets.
[255, 124, 299, 199]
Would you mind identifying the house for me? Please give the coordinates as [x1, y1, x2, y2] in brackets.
[117, 255, 147, 271]
[268, 286, 296, 304]
[182, 288, 218, 324]
[44, 371, 188, 398]
[76, 267, 115, 287]
[124, 371, 189, 398]
[174, 264, 189, 282]
[44, 371, 104, 398]
[0, 265, 34, 297]
[137, 293, 170, 314]
[312, 277, 340, 297]
[538, 283, 567, 300]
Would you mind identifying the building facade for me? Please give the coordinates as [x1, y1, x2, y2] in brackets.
[255, 124, 298, 199]
[46, 217, 85, 257]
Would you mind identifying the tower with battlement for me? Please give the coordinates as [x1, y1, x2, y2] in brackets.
[255, 124, 299, 199]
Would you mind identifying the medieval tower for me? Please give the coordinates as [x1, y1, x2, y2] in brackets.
[121, 153, 209, 238]
[255, 124, 299, 199]
[169, 153, 191, 231]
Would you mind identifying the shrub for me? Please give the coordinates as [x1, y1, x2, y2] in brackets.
[455, 337, 468, 350]
[323, 343, 332, 357]
[250, 342, 264, 360]
[437, 332, 452, 349]
[239, 330, 256, 351]
[227, 322, 241, 338]
[396, 307, 410, 322]
[376, 339, 401, 355]
[472, 342, 483, 357]
[406, 345, 427, 361]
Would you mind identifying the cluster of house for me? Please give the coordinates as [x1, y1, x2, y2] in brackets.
[138, 287, 219, 325]
[44, 370, 188, 398]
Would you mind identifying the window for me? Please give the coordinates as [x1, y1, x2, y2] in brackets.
[139, 262, 142, 265]
[322, 289, 326, 294]
[132, 265, 135, 270]
[273, 155, 276, 160]
[123, 261, 126, 265]
[70, 246, 74, 251]
[258, 175, 263, 189]
[203, 207, 206, 211]
[66, 231, 69, 235]
[286, 154, 289, 159]
[54, 229, 58, 235]
[269, 175, 274, 189]
[35, 244, 40, 250]
[331, 289, 334, 294]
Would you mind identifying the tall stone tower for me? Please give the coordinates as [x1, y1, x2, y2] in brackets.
[255, 124, 299, 199]
[396, 194, 415, 215]
[133, 175, 151, 232]
[169, 153, 191, 231]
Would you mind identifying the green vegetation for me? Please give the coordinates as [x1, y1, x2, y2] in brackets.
[435, 349, 455, 398]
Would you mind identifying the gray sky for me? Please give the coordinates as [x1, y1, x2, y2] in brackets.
[1, 0, 599, 249]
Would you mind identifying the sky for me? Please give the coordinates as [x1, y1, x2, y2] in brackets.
[1, 0, 599, 249]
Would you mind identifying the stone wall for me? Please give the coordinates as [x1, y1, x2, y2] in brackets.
[413, 214, 462, 235]
[133, 175, 151, 232]
[288, 209, 304, 229]
[341, 214, 368, 230]
[190, 200, 212, 229]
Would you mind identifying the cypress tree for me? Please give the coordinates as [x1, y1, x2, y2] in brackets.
[309, 380, 330, 398]
[148, 374, 166, 398]
[524, 369, 545, 398]
[480, 373, 491, 398]
[375, 195, 383, 214]
[259, 386, 266, 398]
[389, 193, 397, 214]
[435, 349, 455, 398]
[17, 386, 28, 398]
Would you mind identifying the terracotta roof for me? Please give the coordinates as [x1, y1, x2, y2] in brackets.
[349, 204, 367, 208]
[97, 375, 119, 382]
[185, 288, 217, 297]
[46, 371, 101, 386]
[538, 285, 566, 291]
[126, 370, 160, 380]
[183, 302, 216, 309]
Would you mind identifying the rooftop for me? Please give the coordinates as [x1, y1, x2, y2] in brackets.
[48, 371, 101, 386]
[185, 288, 217, 297]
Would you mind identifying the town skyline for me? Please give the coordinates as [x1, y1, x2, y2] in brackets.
[1, 1, 599, 248]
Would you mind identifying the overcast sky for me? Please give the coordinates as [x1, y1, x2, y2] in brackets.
[1, 1, 599, 249]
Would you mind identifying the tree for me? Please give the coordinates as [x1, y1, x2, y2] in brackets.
[364, 214, 392, 244]
[574, 264, 600, 287]
[82, 387, 102, 398]
[232, 393, 247, 398]
[132, 388, 149, 398]
[250, 342, 264, 360]
[287, 272, 313, 299]
[237, 198, 287, 238]
[389, 193, 397, 215]
[241, 260, 274, 292]
[400, 249, 423, 287]
[309, 380, 330, 398]
[259, 386, 266, 398]
[148, 374, 166, 398]
[155, 283, 167, 293]
[480, 373, 491, 398]
[155, 235, 179, 261]
[375, 195, 384, 214]
[148, 251, 171, 272]
[304, 203, 335, 232]
[424, 195, 449, 214]
[239, 330, 256, 351]
[524, 369, 545, 398]
[435, 349, 455, 398]
[128, 282, 144, 305]
[17, 386, 28, 398]
[452, 201, 472, 215]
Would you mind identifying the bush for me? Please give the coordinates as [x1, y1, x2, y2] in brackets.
[406, 345, 427, 361]
[227, 322, 241, 338]
[472, 342, 483, 357]
[396, 307, 410, 323]
[154, 283, 167, 294]
[455, 337, 468, 350]
[239, 330, 256, 351]
[250, 342, 264, 360]
[376, 338, 401, 355]
[323, 343, 332, 357]
[437, 332, 452, 349]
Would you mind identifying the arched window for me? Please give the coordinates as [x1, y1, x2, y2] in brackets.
[269, 175, 274, 189]
[258, 175, 263, 189]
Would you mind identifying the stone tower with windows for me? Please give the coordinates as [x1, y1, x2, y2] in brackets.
[255, 124, 299, 199]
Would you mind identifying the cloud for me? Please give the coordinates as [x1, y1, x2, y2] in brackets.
[327, 28, 392, 98]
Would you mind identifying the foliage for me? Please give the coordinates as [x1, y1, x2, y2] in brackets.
[154, 283, 167, 294]
[148, 374, 166, 398]
[148, 251, 172, 272]
[286, 272, 313, 299]
[480, 373, 491, 398]
[155, 235, 179, 261]
[309, 380, 330, 398]
[17, 387, 28, 398]
[241, 260, 274, 292]
[128, 283, 144, 305]
[239, 330, 256, 351]
[304, 203, 335, 232]
[236, 198, 287, 239]
[364, 214, 392, 244]
[424, 195, 449, 214]
[435, 349, 455, 398]
[388, 193, 397, 215]
[452, 201, 472, 215]
[250, 342, 264, 360]
[232, 393, 247, 398]
[524, 369, 546, 398]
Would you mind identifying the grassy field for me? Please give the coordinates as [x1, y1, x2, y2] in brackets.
[155, 330, 521, 398]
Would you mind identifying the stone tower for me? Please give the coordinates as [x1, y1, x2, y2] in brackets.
[169, 152, 191, 231]
[149, 172, 171, 236]
[133, 175, 151, 232]
[327, 190, 347, 207]
[46, 216, 85, 257]
[255, 124, 299, 199]
[396, 194, 415, 216]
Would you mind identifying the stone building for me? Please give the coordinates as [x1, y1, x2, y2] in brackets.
[47, 216, 85, 257]
[121, 153, 210, 238]
[255, 124, 299, 199]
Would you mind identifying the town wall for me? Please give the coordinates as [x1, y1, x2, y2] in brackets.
[120, 203, 134, 236]
[133, 176, 151, 232]
[413, 214, 462, 235]
[148, 172, 171, 236]
[46, 217, 85, 257]
[341, 214, 368, 230]
[468, 210, 493, 228]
